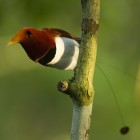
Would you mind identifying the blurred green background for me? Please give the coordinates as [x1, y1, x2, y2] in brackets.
[0, 0, 140, 140]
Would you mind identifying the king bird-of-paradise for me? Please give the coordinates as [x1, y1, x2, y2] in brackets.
[8, 27, 130, 135]
[8, 27, 79, 70]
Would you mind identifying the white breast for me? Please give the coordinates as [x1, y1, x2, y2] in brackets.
[47, 37, 79, 70]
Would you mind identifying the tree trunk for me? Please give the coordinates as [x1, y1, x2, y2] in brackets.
[58, 0, 100, 140]
[70, 0, 100, 139]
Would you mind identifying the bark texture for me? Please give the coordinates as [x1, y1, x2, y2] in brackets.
[58, 0, 100, 140]
[69, 0, 100, 139]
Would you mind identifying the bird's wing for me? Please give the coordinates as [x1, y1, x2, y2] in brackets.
[43, 28, 78, 41]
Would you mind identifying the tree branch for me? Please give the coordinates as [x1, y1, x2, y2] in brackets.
[58, 0, 100, 139]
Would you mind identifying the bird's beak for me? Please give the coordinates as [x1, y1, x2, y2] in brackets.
[7, 36, 20, 46]
[7, 40, 19, 46]
[7, 32, 22, 46]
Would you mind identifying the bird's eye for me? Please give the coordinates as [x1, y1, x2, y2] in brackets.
[26, 31, 32, 38]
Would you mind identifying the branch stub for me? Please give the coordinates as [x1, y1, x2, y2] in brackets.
[57, 81, 69, 93]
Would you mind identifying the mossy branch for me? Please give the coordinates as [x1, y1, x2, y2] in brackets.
[58, 0, 100, 105]
[58, 0, 100, 139]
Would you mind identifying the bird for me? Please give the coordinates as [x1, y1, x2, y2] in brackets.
[8, 27, 79, 70]
[8, 27, 131, 135]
